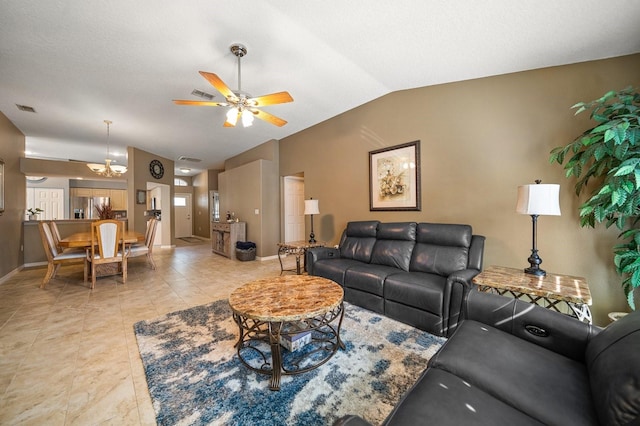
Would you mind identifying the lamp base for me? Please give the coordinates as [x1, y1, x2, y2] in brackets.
[524, 266, 546, 277]
[308, 232, 316, 244]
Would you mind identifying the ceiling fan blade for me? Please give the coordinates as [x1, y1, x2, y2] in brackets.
[173, 99, 226, 106]
[199, 71, 236, 100]
[249, 91, 294, 107]
[252, 109, 288, 127]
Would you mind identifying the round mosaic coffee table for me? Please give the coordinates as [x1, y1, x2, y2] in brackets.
[228, 275, 345, 391]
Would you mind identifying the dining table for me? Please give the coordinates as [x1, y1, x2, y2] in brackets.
[59, 231, 145, 248]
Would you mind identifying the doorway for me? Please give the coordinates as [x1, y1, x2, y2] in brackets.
[174, 193, 193, 238]
[283, 176, 305, 242]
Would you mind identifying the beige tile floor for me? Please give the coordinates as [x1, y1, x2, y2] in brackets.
[0, 239, 297, 425]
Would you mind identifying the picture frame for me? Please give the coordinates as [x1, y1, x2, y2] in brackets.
[136, 189, 147, 205]
[0, 158, 4, 215]
[369, 141, 421, 211]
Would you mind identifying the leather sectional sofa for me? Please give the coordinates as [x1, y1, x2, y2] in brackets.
[335, 290, 640, 425]
[307, 221, 485, 337]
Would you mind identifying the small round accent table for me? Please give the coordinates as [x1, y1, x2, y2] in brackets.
[228, 275, 345, 391]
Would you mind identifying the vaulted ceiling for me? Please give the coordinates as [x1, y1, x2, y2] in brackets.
[2, 0, 639, 176]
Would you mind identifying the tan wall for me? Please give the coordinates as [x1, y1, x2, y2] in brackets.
[0, 112, 26, 279]
[219, 140, 280, 257]
[127, 147, 174, 243]
[279, 53, 640, 325]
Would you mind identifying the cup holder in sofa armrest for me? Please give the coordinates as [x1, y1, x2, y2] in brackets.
[525, 324, 549, 338]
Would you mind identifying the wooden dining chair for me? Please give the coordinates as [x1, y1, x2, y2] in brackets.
[38, 221, 87, 289]
[128, 218, 158, 269]
[49, 221, 85, 253]
[85, 219, 128, 289]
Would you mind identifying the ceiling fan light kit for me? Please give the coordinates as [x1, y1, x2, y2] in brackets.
[173, 43, 293, 128]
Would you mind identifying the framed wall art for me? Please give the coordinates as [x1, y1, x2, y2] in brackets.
[136, 189, 147, 204]
[369, 140, 421, 211]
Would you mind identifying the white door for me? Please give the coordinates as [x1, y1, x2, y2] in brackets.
[283, 177, 305, 242]
[27, 188, 64, 220]
[174, 193, 192, 238]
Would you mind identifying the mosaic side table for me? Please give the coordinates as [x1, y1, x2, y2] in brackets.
[277, 240, 325, 275]
[473, 265, 593, 323]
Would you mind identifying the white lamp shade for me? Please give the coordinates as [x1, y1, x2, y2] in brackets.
[304, 199, 320, 215]
[516, 184, 561, 216]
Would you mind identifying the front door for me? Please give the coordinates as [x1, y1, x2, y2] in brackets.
[174, 193, 192, 238]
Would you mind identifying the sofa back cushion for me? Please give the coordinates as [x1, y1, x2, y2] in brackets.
[410, 223, 472, 275]
[339, 221, 379, 263]
[585, 309, 640, 425]
[370, 222, 416, 271]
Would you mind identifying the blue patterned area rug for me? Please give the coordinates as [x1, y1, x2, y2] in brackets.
[134, 300, 446, 426]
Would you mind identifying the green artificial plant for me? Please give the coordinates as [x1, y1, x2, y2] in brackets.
[550, 86, 640, 309]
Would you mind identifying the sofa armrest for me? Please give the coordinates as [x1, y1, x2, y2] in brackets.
[443, 268, 481, 336]
[463, 290, 600, 361]
[306, 246, 340, 275]
[447, 268, 479, 289]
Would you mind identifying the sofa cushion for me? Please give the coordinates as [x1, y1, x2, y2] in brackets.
[339, 221, 379, 262]
[313, 258, 364, 286]
[344, 264, 401, 296]
[383, 272, 445, 315]
[585, 309, 640, 426]
[429, 320, 598, 426]
[410, 223, 471, 275]
[384, 368, 544, 426]
[369, 223, 416, 271]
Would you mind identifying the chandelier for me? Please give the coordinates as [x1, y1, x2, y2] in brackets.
[87, 120, 127, 177]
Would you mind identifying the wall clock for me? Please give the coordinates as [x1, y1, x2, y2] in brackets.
[149, 160, 164, 179]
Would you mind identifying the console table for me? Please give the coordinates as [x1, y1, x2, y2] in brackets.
[277, 240, 325, 274]
[473, 265, 593, 323]
[211, 221, 246, 260]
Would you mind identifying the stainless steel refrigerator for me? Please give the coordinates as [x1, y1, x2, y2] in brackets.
[71, 196, 110, 219]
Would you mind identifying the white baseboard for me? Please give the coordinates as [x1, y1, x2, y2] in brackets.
[257, 255, 278, 261]
[0, 265, 26, 284]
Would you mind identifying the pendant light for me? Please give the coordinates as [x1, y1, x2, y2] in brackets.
[87, 120, 127, 177]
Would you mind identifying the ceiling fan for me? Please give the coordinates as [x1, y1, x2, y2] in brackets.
[173, 43, 293, 127]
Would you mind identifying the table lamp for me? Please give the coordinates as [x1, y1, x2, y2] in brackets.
[516, 180, 561, 276]
[304, 198, 320, 243]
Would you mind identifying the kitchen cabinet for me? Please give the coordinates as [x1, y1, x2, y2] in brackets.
[70, 188, 127, 209]
[70, 188, 93, 197]
[92, 188, 110, 197]
[109, 189, 127, 210]
[211, 222, 246, 260]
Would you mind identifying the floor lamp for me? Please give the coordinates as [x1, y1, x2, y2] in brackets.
[304, 198, 320, 243]
[516, 180, 561, 276]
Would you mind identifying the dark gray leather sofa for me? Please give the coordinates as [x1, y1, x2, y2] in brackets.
[307, 221, 485, 337]
[335, 290, 640, 426]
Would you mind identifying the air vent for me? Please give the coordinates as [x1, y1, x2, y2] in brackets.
[16, 104, 36, 113]
[191, 89, 215, 100]
[177, 156, 202, 162]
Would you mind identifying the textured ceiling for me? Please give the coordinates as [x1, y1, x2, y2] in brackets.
[1, 0, 639, 176]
